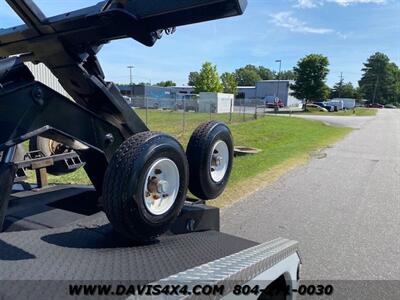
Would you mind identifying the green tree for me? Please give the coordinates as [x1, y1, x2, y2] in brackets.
[194, 62, 223, 93]
[353, 87, 363, 101]
[234, 65, 262, 86]
[137, 82, 151, 86]
[258, 66, 274, 80]
[291, 54, 330, 109]
[358, 52, 399, 104]
[388, 62, 400, 104]
[188, 72, 200, 86]
[116, 83, 130, 88]
[155, 80, 176, 87]
[331, 81, 356, 99]
[221, 72, 238, 94]
[277, 70, 296, 80]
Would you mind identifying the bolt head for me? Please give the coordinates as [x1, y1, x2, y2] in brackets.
[105, 133, 115, 144]
[157, 180, 169, 194]
[32, 86, 44, 106]
[214, 156, 223, 167]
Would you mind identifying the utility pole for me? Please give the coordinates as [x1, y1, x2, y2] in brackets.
[338, 72, 344, 98]
[275, 59, 282, 106]
[127, 65, 134, 102]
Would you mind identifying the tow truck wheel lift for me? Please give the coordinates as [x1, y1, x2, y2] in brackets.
[0, 1, 300, 299]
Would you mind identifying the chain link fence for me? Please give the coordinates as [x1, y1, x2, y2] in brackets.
[127, 96, 300, 141]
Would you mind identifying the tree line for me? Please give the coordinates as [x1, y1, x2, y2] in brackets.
[121, 52, 400, 105]
[291, 52, 400, 105]
[186, 52, 400, 105]
[188, 64, 295, 95]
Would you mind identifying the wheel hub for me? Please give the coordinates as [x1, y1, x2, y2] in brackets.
[144, 158, 180, 215]
[210, 140, 230, 183]
[49, 139, 69, 155]
[213, 155, 223, 167]
[157, 180, 169, 194]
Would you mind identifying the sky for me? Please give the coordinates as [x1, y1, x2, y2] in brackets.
[0, 0, 399, 87]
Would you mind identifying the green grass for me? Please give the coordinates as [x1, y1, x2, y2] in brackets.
[30, 110, 352, 205]
[44, 168, 90, 185]
[305, 107, 378, 117]
[227, 116, 351, 186]
[136, 110, 352, 187]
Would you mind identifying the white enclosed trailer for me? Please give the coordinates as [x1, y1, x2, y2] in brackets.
[199, 92, 234, 114]
[326, 100, 344, 110]
[331, 98, 356, 109]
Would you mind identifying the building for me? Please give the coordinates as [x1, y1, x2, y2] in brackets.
[118, 85, 195, 98]
[256, 80, 301, 107]
[237, 86, 256, 99]
[237, 80, 303, 108]
[118, 84, 197, 109]
[172, 86, 195, 97]
[118, 80, 304, 108]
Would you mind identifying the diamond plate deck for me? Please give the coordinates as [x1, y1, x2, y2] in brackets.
[0, 212, 260, 299]
[0, 213, 257, 281]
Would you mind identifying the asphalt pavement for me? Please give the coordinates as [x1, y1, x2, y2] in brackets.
[221, 109, 400, 280]
[291, 113, 376, 129]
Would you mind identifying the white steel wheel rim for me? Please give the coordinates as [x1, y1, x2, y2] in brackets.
[210, 140, 230, 183]
[143, 158, 180, 216]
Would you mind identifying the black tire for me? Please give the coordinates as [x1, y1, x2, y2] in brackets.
[186, 121, 234, 200]
[102, 132, 188, 242]
[29, 137, 78, 176]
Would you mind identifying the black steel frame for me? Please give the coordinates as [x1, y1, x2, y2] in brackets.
[0, 0, 247, 230]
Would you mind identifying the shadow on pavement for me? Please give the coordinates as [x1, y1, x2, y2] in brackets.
[41, 224, 158, 249]
[0, 239, 36, 261]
